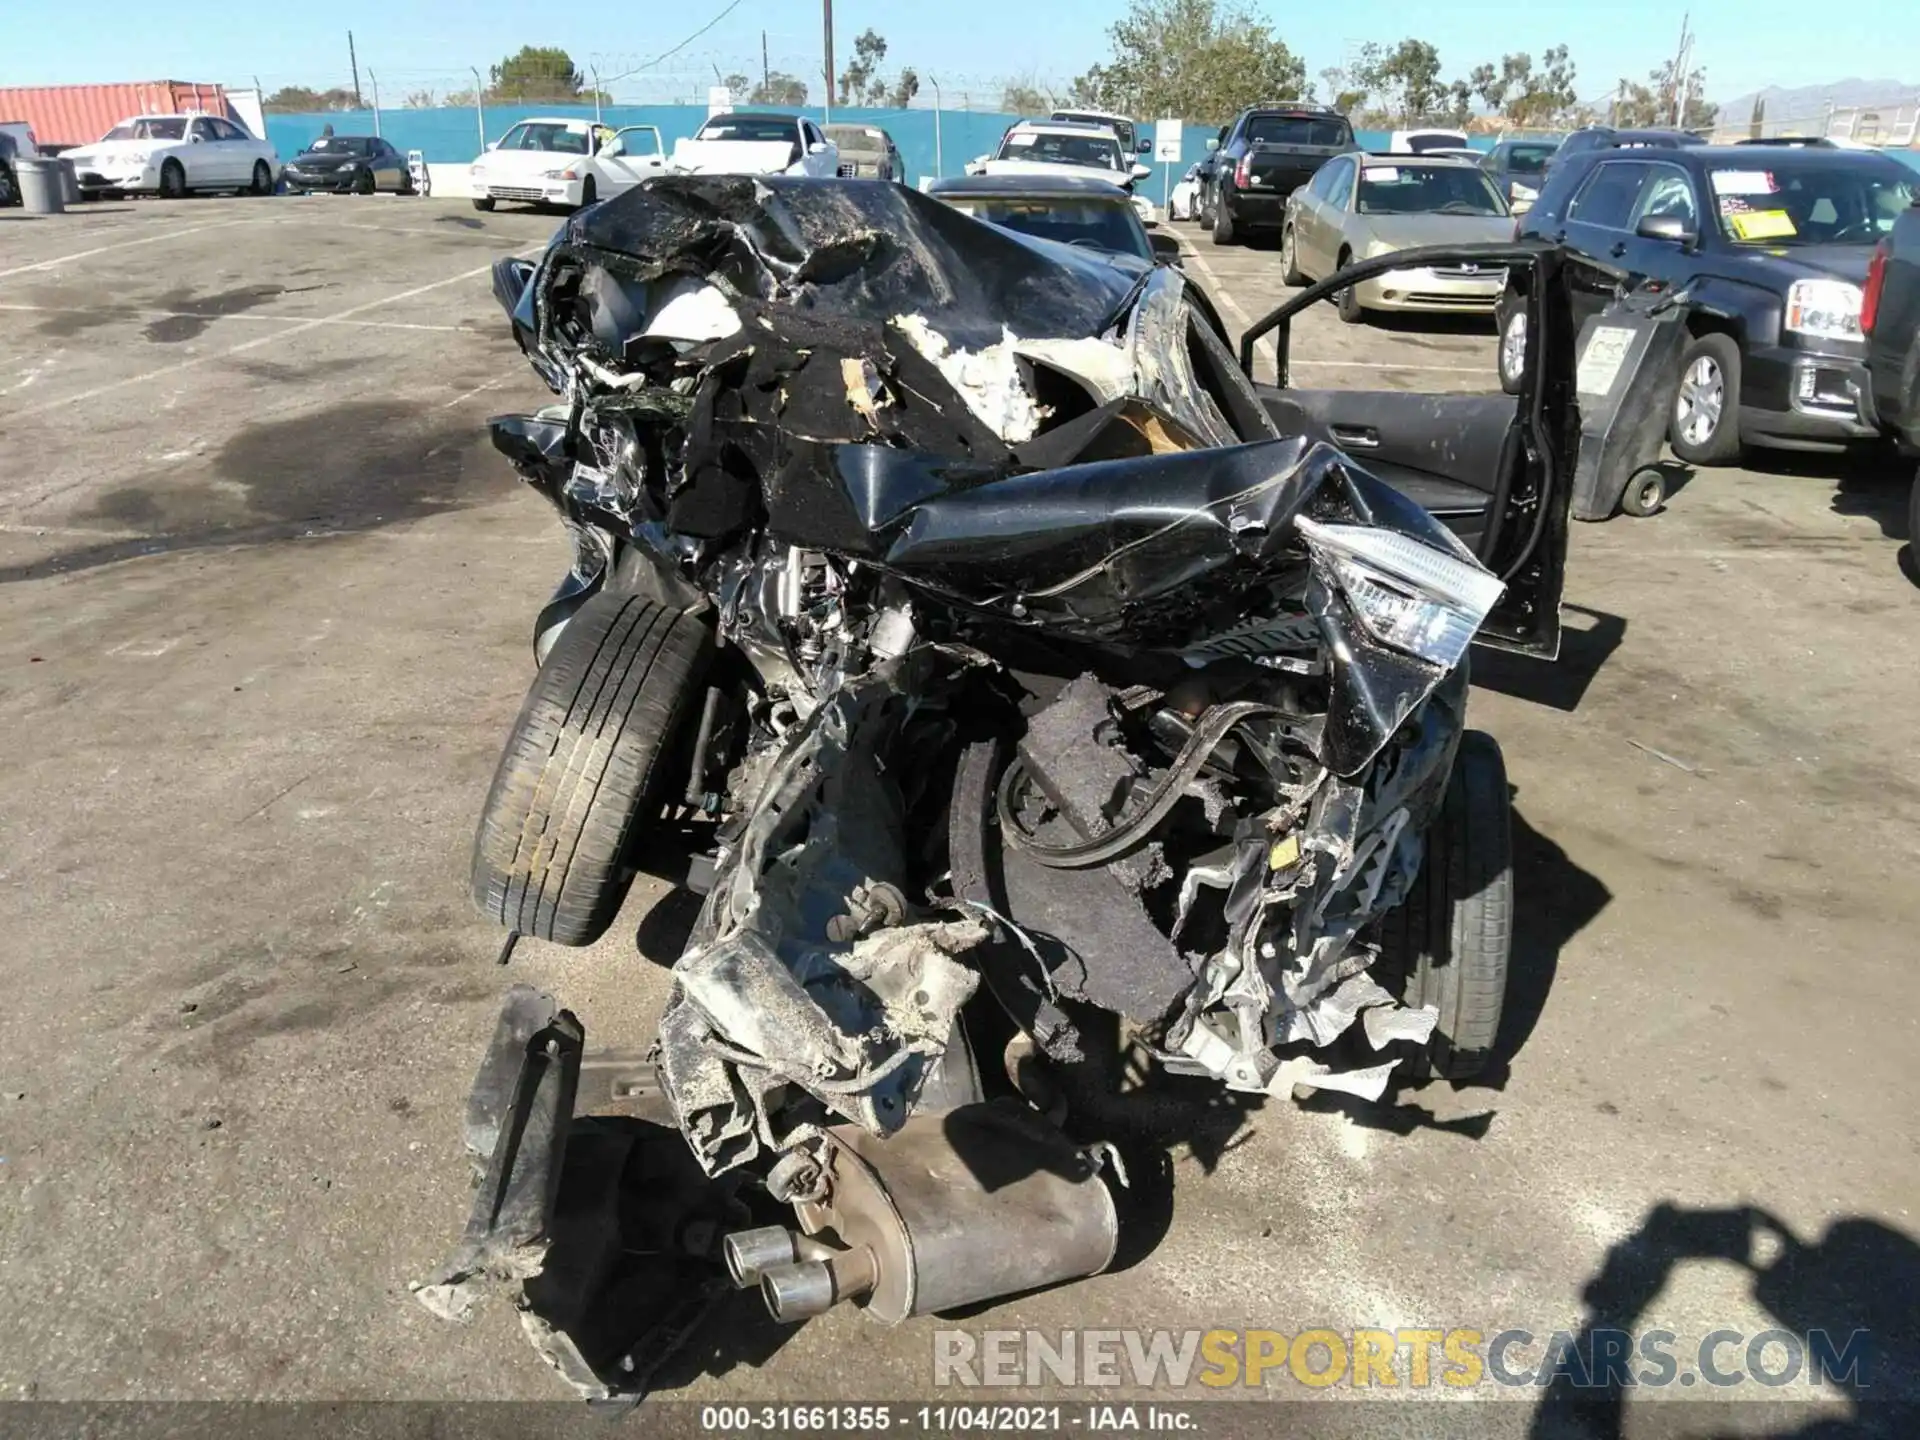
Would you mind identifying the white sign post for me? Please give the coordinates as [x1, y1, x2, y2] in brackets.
[1154, 118, 1183, 209]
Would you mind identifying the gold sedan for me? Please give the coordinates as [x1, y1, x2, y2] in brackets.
[1280, 152, 1516, 323]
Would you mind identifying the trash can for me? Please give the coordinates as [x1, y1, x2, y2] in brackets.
[15, 156, 65, 215]
[57, 157, 80, 205]
[1569, 285, 1692, 520]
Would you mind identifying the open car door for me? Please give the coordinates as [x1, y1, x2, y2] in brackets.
[597, 126, 666, 195]
[1236, 243, 1578, 659]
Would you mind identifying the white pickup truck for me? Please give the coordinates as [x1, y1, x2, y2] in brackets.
[670, 112, 840, 178]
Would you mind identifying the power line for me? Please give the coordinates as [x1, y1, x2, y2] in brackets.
[598, 0, 747, 87]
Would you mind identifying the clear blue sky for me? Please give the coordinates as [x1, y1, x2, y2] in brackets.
[0, 0, 1908, 110]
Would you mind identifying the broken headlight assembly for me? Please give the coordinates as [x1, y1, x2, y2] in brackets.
[1297, 517, 1506, 669]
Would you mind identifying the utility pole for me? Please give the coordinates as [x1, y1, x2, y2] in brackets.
[762, 31, 770, 96]
[369, 70, 381, 135]
[823, 0, 835, 125]
[1668, 12, 1692, 128]
[348, 31, 363, 108]
[471, 65, 486, 150]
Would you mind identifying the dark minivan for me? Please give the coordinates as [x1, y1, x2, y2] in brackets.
[1498, 142, 1915, 463]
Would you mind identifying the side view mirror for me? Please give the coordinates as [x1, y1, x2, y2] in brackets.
[486, 141, 499, 151]
[1149, 230, 1182, 263]
[808, 141, 827, 155]
[1205, 137, 1219, 152]
[190, 134, 203, 144]
[1131, 162, 1152, 180]
[1636, 213, 1695, 245]
[1137, 139, 1152, 153]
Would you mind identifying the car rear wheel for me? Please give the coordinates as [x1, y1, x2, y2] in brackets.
[353, 166, 374, 195]
[1279, 225, 1306, 285]
[1497, 307, 1527, 395]
[158, 160, 186, 200]
[249, 160, 273, 196]
[472, 195, 495, 212]
[1376, 731, 1513, 1082]
[470, 591, 714, 947]
[1210, 192, 1236, 246]
[1669, 333, 1744, 466]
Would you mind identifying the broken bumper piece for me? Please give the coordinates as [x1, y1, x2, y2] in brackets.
[415, 985, 749, 1403]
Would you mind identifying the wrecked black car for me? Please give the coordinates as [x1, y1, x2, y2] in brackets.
[421, 176, 1580, 1397]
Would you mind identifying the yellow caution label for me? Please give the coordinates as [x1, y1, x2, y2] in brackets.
[1269, 834, 1301, 870]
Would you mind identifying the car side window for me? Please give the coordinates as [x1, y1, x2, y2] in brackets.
[217, 119, 245, 141]
[189, 119, 216, 143]
[1320, 158, 1353, 205]
[1569, 160, 1651, 231]
[1628, 163, 1699, 229]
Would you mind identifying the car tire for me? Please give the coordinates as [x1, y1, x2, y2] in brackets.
[1376, 730, 1513, 1082]
[353, 166, 374, 195]
[1619, 467, 1667, 518]
[1210, 193, 1236, 246]
[472, 196, 495, 212]
[1334, 251, 1365, 324]
[1669, 332, 1744, 466]
[1497, 304, 1527, 395]
[249, 160, 273, 196]
[1907, 471, 1920, 564]
[158, 160, 186, 200]
[470, 591, 714, 947]
[1279, 224, 1306, 285]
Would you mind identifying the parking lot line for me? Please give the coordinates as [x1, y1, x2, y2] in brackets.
[0, 219, 263, 282]
[0, 302, 469, 335]
[11, 258, 525, 422]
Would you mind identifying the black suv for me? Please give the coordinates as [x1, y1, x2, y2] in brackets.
[1498, 142, 1917, 463]
[1545, 126, 1706, 178]
[1200, 104, 1357, 245]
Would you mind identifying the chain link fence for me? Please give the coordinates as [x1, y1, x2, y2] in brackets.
[1704, 93, 1920, 146]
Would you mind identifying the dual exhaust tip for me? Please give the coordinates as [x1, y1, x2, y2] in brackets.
[723, 1226, 877, 1323]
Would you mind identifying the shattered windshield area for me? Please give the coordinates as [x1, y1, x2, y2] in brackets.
[941, 196, 1149, 257]
[1359, 164, 1508, 216]
[998, 131, 1123, 170]
[104, 118, 186, 141]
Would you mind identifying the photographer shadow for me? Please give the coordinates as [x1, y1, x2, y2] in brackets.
[1529, 1203, 1920, 1440]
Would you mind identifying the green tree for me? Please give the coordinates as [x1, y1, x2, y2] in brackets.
[723, 72, 751, 97]
[1072, 0, 1306, 122]
[838, 29, 889, 106]
[1002, 81, 1049, 115]
[1469, 62, 1506, 113]
[263, 85, 358, 113]
[1499, 46, 1578, 128]
[888, 69, 922, 109]
[489, 46, 588, 103]
[750, 73, 809, 107]
[1445, 78, 1473, 126]
[1363, 38, 1444, 120]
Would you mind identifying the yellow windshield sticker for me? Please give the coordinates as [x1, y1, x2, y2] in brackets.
[1729, 209, 1796, 240]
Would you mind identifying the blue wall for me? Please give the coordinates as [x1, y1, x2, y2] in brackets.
[267, 103, 1920, 188]
[265, 105, 1433, 189]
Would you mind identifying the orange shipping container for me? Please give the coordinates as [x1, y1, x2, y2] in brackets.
[0, 81, 237, 149]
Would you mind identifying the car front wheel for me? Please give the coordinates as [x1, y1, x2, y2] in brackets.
[1497, 306, 1527, 395]
[1669, 333, 1744, 466]
[158, 160, 186, 199]
[1280, 224, 1306, 285]
[249, 160, 273, 195]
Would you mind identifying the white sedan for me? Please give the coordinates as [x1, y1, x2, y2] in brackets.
[469, 118, 667, 211]
[1169, 164, 1202, 221]
[63, 114, 281, 198]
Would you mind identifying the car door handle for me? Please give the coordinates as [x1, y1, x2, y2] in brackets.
[1329, 424, 1381, 449]
[1608, 241, 1629, 258]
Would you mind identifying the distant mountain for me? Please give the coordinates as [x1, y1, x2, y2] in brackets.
[1717, 77, 1919, 126]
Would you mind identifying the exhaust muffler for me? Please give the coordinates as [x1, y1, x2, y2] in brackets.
[724, 1100, 1118, 1325]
